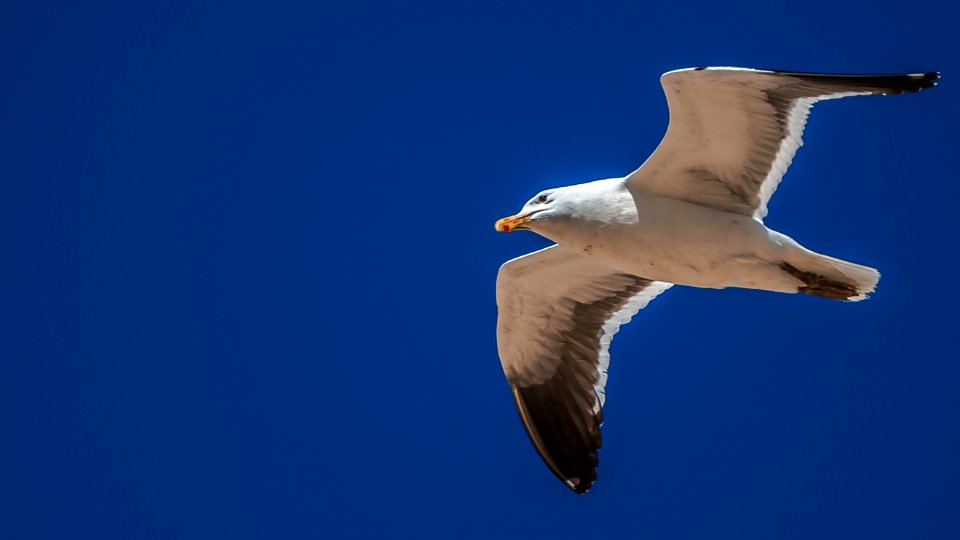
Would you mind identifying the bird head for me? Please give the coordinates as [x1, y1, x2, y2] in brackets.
[495, 189, 562, 232]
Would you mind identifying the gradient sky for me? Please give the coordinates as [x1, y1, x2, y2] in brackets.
[4, 1, 959, 538]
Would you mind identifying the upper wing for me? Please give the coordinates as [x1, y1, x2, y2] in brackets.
[626, 67, 939, 219]
[496, 245, 671, 493]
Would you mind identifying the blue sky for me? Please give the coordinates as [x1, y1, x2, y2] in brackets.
[4, 1, 959, 538]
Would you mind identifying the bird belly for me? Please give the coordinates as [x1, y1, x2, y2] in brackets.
[559, 198, 798, 292]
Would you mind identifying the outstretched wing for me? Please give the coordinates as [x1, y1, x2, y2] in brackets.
[627, 67, 938, 219]
[496, 245, 671, 493]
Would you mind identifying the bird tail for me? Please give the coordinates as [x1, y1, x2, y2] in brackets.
[779, 254, 880, 302]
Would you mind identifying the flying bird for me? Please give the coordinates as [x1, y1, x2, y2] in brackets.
[493, 67, 939, 494]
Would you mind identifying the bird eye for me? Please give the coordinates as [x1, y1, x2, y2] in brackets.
[536, 194, 549, 203]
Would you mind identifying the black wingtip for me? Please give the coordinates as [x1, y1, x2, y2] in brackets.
[904, 71, 940, 91]
[511, 382, 602, 496]
[568, 480, 593, 494]
[768, 68, 940, 94]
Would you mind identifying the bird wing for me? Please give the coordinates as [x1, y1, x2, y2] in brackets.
[496, 245, 671, 493]
[626, 67, 938, 219]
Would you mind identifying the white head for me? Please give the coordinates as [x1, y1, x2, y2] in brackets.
[495, 178, 624, 234]
[494, 187, 572, 234]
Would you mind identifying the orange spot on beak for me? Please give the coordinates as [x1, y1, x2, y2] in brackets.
[495, 215, 526, 232]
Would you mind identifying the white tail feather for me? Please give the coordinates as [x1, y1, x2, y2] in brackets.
[782, 251, 880, 301]
[819, 255, 881, 301]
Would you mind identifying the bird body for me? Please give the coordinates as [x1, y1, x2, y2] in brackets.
[493, 67, 938, 494]
[528, 179, 872, 294]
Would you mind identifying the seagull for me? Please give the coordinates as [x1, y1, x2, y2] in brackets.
[493, 67, 938, 494]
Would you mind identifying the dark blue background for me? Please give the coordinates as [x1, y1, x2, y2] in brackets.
[4, 1, 958, 538]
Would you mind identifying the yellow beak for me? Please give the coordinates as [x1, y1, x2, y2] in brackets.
[494, 214, 531, 232]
